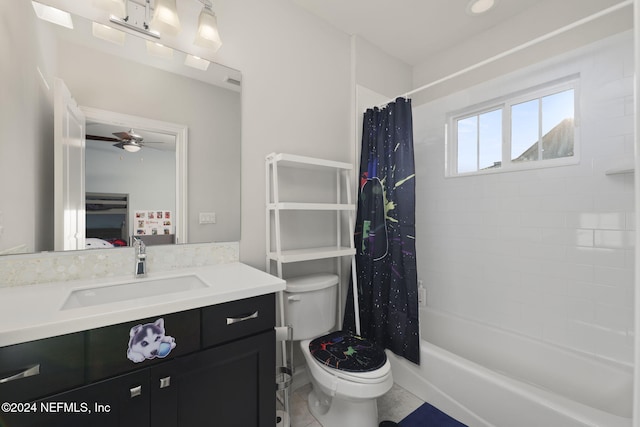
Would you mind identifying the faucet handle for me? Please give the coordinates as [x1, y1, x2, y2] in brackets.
[132, 236, 146, 256]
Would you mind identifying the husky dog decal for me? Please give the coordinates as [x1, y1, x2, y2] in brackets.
[127, 318, 176, 363]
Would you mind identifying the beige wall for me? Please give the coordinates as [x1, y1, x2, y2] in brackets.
[216, 0, 353, 268]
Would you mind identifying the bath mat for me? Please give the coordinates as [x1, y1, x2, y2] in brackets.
[308, 330, 386, 372]
[399, 402, 468, 427]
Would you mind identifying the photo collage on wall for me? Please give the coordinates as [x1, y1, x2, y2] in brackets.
[135, 211, 173, 236]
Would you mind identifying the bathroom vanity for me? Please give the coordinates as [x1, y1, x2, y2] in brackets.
[0, 263, 285, 427]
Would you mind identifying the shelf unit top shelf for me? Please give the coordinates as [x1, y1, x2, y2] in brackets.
[267, 202, 355, 211]
[266, 152, 353, 171]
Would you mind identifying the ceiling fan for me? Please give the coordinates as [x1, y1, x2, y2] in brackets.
[86, 128, 162, 152]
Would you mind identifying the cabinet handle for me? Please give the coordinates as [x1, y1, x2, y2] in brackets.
[159, 376, 171, 389]
[0, 364, 40, 384]
[130, 385, 142, 398]
[226, 311, 258, 325]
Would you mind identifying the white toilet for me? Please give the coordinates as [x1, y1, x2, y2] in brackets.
[284, 274, 393, 427]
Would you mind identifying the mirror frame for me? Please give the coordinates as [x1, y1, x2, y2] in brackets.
[81, 106, 188, 244]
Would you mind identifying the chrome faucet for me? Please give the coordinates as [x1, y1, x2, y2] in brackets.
[132, 236, 146, 277]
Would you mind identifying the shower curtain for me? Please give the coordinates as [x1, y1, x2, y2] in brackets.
[344, 97, 420, 364]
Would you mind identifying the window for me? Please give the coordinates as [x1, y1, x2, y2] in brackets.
[457, 108, 502, 173]
[448, 79, 577, 176]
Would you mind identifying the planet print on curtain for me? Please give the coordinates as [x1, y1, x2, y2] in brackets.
[343, 97, 420, 365]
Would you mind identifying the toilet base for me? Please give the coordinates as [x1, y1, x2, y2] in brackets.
[307, 382, 380, 427]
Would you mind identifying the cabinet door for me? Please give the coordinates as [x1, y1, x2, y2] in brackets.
[0, 332, 84, 403]
[1, 369, 150, 427]
[149, 330, 275, 427]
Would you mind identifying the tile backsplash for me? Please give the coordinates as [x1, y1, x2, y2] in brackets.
[0, 242, 239, 288]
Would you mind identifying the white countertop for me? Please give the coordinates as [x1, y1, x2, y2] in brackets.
[0, 262, 285, 347]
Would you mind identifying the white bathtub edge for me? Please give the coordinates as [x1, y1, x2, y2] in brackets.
[387, 348, 495, 427]
[388, 343, 632, 427]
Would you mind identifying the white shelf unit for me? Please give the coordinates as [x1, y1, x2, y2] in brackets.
[265, 152, 356, 282]
[265, 153, 356, 424]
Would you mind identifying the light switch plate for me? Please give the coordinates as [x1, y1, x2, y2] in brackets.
[199, 212, 216, 224]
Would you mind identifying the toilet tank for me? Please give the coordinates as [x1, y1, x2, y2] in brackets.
[284, 274, 338, 340]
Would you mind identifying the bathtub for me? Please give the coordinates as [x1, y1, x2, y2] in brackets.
[388, 307, 633, 427]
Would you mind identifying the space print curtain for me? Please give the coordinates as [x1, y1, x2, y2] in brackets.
[344, 97, 420, 364]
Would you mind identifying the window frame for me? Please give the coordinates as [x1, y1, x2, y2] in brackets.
[446, 77, 580, 177]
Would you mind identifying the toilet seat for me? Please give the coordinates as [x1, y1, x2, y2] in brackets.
[301, 336, 391, 385]
[308, 331, 387, 372]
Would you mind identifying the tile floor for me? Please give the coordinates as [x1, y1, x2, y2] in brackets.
[287, 383, 424, 427]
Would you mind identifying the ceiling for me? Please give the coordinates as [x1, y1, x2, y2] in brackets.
[290, 0, 630, 66]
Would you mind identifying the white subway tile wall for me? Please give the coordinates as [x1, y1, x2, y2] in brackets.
[414, 31, 634, 364]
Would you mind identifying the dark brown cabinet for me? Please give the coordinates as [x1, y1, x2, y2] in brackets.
[150, 329, 275, 427]
[0, 333, 85, 404]
[0, 294, 275, 427]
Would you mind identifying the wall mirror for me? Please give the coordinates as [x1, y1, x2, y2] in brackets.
[0, 1, 241, 255]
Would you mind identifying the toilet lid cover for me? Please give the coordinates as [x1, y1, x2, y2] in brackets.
[309, 331, 387, 372]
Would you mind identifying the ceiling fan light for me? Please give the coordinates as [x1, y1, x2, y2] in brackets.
[194, 7, 222, 52]
[150, 0, 181, 36]
[123, 142, 142, 152]
[92, 0, 126, 17]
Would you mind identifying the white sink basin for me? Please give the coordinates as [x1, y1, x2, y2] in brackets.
[61, 275, 209, 310]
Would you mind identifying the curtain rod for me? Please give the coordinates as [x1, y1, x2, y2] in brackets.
[377, 0, 633, 108]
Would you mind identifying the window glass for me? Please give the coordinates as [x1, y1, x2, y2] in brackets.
[511, 99, 539, 162]
[541, 89, 574, 160]
[450, 80, 576, 177]
[457, 116, 477, 174]
[479, 109, 502, 170]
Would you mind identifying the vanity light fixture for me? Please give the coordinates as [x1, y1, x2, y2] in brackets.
[31, 1, 74, 29]
[194, 1, 222, 52]
[150, 0, 181, 36]
[92, 22, 126, 45]
[184, 54, 211, 71]
[108, 0, 160, 39]
[466, 0, 497, 15]
[94, 0, 222, 53]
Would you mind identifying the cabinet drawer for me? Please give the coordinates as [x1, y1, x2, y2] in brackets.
[0, 333, 84, 403]
[87, 309, 200, 382]
[202, 294, 275, 348]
